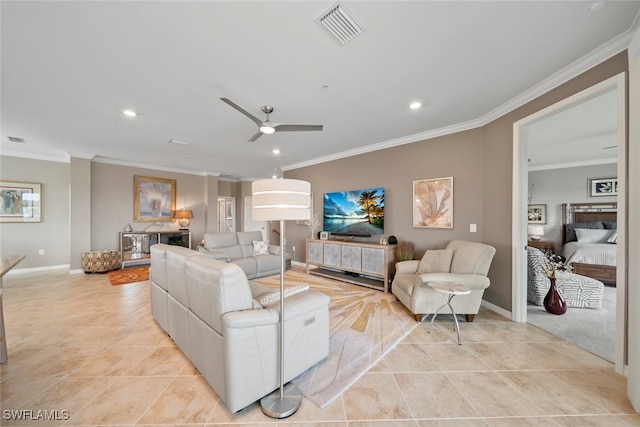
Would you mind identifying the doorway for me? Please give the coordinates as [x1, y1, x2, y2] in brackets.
[512, 72, 627, 373]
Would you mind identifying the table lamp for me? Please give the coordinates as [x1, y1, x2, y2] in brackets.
[252, 178, 311, 418]
[527, 225, 544, 241]
[174, 209, 193, 229]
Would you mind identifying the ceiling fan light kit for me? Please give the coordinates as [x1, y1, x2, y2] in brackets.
[221, 97, 323, 142]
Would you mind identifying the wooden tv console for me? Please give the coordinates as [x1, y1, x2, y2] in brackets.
[305, 238, 396, 293]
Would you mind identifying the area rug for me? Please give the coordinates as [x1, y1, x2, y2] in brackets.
[107, 265, 150, 285]
[252, 269, 418, 409]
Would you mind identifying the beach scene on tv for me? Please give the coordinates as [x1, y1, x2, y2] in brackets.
[323, 188, 384, 236]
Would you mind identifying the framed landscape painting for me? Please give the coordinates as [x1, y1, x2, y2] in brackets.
[413, 177, 453, 228]
[0, 180, 41, 222]
[134, 176, 176, 221]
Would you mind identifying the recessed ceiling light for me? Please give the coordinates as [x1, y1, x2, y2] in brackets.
[589, 1, 606, 12]
[123, 109, 137, 117]
[272, 149, 281, 155]
[168, 138, 190, 146]
[409, 102, 422, 110]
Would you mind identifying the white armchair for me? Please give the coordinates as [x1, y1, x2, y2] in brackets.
[392, 240, 496, 322]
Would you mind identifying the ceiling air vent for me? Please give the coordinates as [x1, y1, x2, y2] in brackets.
[7, 136, 26, 143]
[318, 4, 363, 45]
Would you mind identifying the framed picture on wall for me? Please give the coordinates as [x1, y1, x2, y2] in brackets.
[134, 175, 176, 221]
[0, 180, 41, 223]
[527, 204, 547, 224]
[588, 177, 617, 197]
[413, 177, 453, 228]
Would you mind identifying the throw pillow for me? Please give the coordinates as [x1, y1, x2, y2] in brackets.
[256, 284, 310, 306]
[575, 228, 614, 243]
[417, 249, 454, 274]
[607, 231, 618, 244]
[252, 240, 269, 256]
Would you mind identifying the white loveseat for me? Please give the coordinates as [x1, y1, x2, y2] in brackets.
[198, 231, 281, 279]
[392, 240, 496, 322]
[149, 243, 330, 413]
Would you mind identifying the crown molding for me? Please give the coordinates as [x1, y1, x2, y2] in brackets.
[0, 149, 70, 163]
[528, 157, 617, 172]
[92, 156, 219, 177]
[286, 28, 635, 172]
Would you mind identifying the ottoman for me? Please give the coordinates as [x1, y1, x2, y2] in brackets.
[82, 250, 122, 273]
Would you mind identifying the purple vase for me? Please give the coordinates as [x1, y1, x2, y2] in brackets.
[543, 277, 567, 315]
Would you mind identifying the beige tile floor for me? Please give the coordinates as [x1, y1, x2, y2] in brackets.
[1, 267, 639, 426]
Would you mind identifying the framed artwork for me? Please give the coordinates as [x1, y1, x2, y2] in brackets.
[413, 177, 453, 228]
[528, 204, 547, 224]
[588, 177, 617, 197]
[134, 175, 176, 221]
[0, 180, 41, 223]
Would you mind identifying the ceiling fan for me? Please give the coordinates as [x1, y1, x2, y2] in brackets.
[221, 97, 323, 142]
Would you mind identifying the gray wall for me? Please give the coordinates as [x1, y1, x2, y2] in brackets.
[528, 163, 617, 252]
[0, 156, 70, 269]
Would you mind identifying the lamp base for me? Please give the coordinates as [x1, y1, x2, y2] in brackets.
[260, 383, 302, 419]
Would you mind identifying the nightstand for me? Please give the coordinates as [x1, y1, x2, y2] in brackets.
[527, 239, 555, 254]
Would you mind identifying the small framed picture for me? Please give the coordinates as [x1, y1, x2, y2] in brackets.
[588, 177, 617, 197]
[319, 231, 329, 240]
[528, 204, 547, 224]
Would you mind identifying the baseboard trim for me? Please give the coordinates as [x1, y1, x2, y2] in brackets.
[481, 299, 513, 321]
[6, 264, 70, 275]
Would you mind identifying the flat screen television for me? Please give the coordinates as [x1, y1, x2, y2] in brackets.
[323, 187, 384, 237]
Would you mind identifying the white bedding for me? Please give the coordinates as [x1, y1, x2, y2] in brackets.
[562, 241, 617, 267]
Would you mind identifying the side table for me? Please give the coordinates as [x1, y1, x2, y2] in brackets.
[428, 281, 471, 345]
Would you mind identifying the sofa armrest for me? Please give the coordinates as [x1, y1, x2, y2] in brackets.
[268, 245, 281, 256]
[223, 308, 279, 329]
[197, 247, 230, 262]
[396, 260, 419, 274]
[223, 290, 329, 329]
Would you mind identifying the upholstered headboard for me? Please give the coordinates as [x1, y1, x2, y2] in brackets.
[561, 202, 617, 244]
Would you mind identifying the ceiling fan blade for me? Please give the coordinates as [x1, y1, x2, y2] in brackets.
[247, 131, 264, 142]
[220, 98, 263, 127]
[273, 124, 323, 132]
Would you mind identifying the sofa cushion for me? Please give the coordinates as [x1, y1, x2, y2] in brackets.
[204, 232, 243, 259]
[447, 240, 496, 275]
[185, 255, 253, 334]
[417, 249, 453, 274]
[237, 231, 264, 257]
[231, 257, 258, 277]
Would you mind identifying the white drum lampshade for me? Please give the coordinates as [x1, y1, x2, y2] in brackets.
[252, 179, 311, 221]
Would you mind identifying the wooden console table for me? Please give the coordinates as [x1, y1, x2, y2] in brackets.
[306, 239, 395, 292]
[1, 255, 26, 363]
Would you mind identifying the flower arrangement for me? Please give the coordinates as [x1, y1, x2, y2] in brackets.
[543, 251, 570, 279]
[395, 241, 416, 262]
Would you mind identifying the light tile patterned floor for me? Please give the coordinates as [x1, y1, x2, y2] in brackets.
[1, 267, 638, 426]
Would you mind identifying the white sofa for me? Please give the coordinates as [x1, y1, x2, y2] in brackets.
[198, 231, 281, 279]
[149, 243, 330, 413]
[392, 240, 496, 322]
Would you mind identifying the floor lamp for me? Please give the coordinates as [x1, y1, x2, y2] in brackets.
[252, 178, 311, 418]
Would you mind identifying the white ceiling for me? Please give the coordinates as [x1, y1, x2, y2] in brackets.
[1, 1, 639, 180]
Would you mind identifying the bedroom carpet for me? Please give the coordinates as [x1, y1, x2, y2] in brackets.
[527, 284, 616, 362]
[252, 269, 418, 409]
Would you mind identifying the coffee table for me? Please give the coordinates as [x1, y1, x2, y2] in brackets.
[428, 281, 471, 345]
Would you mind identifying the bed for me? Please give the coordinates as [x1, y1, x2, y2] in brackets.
[561, 202, 617, 285]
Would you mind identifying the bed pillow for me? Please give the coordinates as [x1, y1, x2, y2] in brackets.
[602, 221, 617, 230]
[575, 228, 613, 243]
[565, 221, 603, 242]
[607, 231, 618, 244]
[417, 249, 454, 274]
